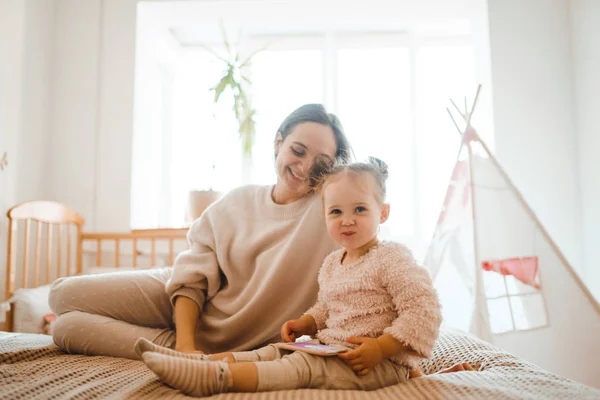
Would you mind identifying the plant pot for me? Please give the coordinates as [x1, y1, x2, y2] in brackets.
[185, 190, 223, 225]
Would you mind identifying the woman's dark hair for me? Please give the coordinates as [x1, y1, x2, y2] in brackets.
[276, 104, 353, 164]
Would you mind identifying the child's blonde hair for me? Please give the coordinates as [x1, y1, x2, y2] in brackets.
[311, 157, 389, 203]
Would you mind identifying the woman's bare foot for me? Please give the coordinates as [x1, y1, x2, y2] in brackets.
[437, 362, 474, 374]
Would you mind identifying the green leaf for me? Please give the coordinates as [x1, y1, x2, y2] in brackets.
[212, 74, 231, 102]
[197, 43, 229, 64]
[219, 20, 232, 59]
[241, 75, 252, 85]
[240, 44, 270, 68]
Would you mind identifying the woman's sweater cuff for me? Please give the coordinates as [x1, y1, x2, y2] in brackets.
[170, 287, 205, 310]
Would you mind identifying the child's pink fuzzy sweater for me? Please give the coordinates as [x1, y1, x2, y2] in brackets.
[304, 241, 442, 368]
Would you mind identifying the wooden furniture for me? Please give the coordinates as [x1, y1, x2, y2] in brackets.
[4, 201, 84, 332]
[3, 201, 189, 332]
[83, 228, 189, 268]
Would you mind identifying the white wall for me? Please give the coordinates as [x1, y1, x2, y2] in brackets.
[95, 0, 138, 231]
[0, 0, 55, 205]
[17, 0, 56, 202]
[0, 0, 26, 303]
[50, 0, 101, 230]
[570, 0, 600, 300]
[486, 0, 583, 274]
[50, 0, 137, 231]
[465, 0, 495, 146]
[0, 0, 55, 302]
[0, 1, 25, 209]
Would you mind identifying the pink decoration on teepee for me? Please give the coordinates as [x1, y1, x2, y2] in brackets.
[462, 127, 479, 144]
[482, 257, 540, 289]
[437, 160, 470, 225]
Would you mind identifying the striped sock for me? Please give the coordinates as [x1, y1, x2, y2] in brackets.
[134, 337, 208, 361]
[143, 352, 230, 396]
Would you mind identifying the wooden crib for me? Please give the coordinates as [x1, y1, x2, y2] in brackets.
[3, 200, 189, 332]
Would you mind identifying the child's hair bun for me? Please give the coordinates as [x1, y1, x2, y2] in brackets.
[367, 156, 389, 180]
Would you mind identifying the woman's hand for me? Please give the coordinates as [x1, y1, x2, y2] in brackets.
[338, 337, 384, 376]
[280, 315, 317, 342]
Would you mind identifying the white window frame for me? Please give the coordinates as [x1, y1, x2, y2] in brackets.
[136, 30, 476, 253]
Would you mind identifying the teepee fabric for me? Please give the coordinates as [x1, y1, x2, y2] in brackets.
[425, 127, 600, 388]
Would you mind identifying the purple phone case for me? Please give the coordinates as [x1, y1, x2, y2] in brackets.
[277, 342, 347, 355]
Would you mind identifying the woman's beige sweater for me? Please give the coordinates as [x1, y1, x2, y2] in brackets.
[305, 241, 442, 368]
[166, 185, 338, 353]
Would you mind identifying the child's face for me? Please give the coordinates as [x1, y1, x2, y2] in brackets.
[323, 171, 389, 253]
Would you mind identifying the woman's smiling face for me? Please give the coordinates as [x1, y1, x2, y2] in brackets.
[273, 122, 337, 203]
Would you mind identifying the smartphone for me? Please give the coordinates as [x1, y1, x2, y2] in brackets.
[276, 342, 348, 356]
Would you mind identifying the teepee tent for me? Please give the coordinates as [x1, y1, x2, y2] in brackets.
[424, 86, 600, 388]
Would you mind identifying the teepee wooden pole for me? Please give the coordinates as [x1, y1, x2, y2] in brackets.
[465, 84, 482, 128]
[453, 84, 599, 315]
[466, 139, 493, 339]
[446, 108, 462, 135]
[450, 99, 463, 119]
[457, 84, 493, 339]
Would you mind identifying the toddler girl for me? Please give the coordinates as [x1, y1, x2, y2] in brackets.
[135, 158, 442, 396]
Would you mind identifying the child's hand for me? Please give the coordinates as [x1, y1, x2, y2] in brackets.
[281, 315, 318, 342]
[280, 318, 309, 342]
[338, 337, 384, 376]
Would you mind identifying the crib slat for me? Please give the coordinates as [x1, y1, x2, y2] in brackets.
[115, 239, 120, 267]
[96, 239, 102, 266]
[6, 220, 15, 298]
[57, 224, 62, 277]
[151, 239, 156, 266]
[168, 238, 174, 265]
[22, 220, 31, 288]
[76, 225, 83, 275]
[46, 224, 53, 282]
[66, 224, 72, 276]
[34, 221, 42, 286]
[132, 238, 138, 267]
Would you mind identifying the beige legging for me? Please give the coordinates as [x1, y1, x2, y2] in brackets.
[49, 268, 176, 360]
[233, 344, 409, 391]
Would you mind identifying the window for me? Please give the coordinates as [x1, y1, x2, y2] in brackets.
[337, 41, 413, 240]
[131, 32, 477, 261]
[251, 44, 325, 185]
[483, 257, 548, 333]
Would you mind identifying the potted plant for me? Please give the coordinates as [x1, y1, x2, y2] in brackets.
[202, 24, 264, 155]
[184, 26, 266, 225]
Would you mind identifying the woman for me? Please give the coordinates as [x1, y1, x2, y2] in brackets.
[49, 104, 353, 359]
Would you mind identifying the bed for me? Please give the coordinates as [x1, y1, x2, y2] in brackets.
[2, 329, 598, 399]
[1, 201, 599, 399]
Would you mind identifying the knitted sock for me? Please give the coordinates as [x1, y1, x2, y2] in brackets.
[134, 337, 208, 361]
[143, 352, 230, 397]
